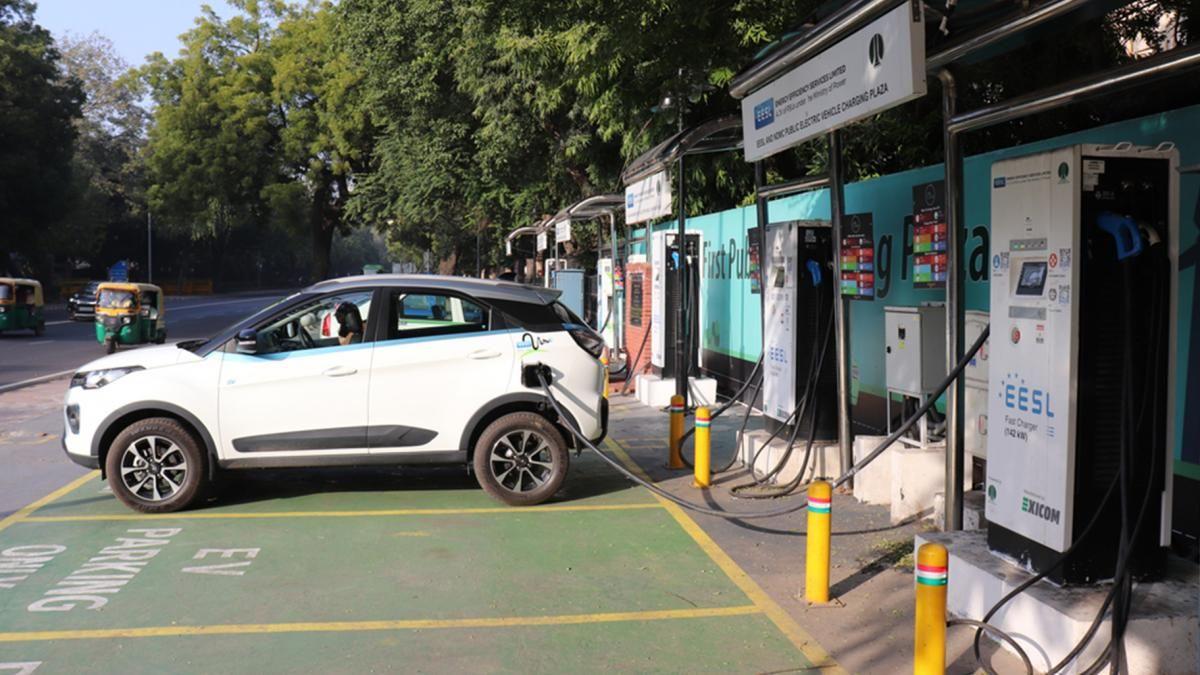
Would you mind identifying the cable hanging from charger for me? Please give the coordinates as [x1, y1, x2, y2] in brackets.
[534, 323, 990, 520]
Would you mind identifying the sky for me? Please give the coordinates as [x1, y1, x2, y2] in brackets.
[33, 0, 237, 67]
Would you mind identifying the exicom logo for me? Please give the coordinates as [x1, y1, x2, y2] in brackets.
[753, 99, 775, 129]
[998, 372, 1055, 418]
[1022, 496, 1061, 525]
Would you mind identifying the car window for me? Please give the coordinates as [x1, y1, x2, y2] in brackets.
[255, 291, 373, 355]
[386, 291, 488, 340]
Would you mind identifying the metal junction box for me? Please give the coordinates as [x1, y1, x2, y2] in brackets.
[884, 305, 946, 397]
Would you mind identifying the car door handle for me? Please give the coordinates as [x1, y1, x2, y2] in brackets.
[322, 366, 358, 377]
[468, 349, 502, 360]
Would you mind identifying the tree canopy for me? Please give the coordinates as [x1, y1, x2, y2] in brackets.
[2, 0, 1196, 283]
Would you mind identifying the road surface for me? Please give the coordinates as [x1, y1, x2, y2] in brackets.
[0, 292, 288, 389]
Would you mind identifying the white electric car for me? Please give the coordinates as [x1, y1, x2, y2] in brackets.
[62, 276, 608, 513]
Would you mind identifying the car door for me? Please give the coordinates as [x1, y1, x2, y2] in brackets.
[367, 289, 516, 457]
[217, 289, 377, 464]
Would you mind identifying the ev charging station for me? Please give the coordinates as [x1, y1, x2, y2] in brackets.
[760, 220, 837, 440]
[985, 143, 1177, 584]
[650, 229, 703, 378]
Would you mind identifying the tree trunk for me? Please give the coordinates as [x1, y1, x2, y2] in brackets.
[313, 221, 334, 281]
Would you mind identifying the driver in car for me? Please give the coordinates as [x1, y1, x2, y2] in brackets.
[335, 302, 365, 345]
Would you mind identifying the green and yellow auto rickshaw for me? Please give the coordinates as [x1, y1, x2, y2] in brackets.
[0, 278, 46, 336]
[95, 282, 167, 353]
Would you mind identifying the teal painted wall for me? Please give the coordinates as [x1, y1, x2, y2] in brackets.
[630, 104, 1199, 473]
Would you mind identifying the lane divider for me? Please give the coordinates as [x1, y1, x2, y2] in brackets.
[602, 439, 847, 675]
[19, 502, 662, 523]
[0, 605, 761, 643]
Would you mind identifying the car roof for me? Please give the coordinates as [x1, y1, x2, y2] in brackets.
[308, 274, 562, 305]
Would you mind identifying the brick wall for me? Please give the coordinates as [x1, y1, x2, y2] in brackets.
[622, 262, 652, 391]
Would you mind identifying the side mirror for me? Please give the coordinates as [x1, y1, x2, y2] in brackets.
[148, 308, 159, 321]
[236, 328, 258, 355]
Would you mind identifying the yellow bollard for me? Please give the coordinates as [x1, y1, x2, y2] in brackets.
[914, 543, 949, 675]
[804, 481, 832, 604]
[692, 407, 711, 488]
[600, 353, 610, 399]
[668, 395, 686, 469]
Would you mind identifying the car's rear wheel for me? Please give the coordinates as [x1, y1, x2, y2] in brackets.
[105, 417, 206, 513]
[473, 412, 568, 506]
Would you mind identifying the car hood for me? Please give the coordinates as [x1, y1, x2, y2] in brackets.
[76, 344, 201, 373]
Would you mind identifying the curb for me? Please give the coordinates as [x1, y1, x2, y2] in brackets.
[0, 370, 75, 395]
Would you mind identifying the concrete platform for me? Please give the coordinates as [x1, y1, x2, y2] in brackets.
[633, 372, 717, 408]
[737, 429, 842, 485]
[916, 530, 1199, 675]
[852, 435, 972, 525]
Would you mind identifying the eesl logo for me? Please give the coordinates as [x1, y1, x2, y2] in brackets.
[993, 177, 1007, 188]
[753, 99, 775, 130]
[998, 372, 1055, 418]
[626, 192, 635, 209]
[1022, 496, 1061, 525]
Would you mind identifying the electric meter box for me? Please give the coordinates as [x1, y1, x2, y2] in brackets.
[651, 230, 703, 377]
[985, 144, 1176, 584]
[884, 305, 946, 397]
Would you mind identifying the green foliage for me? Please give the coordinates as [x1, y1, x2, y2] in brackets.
[0, 0, 83, 274]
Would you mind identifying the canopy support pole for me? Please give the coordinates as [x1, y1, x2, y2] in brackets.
[939, 69, 965, 531]
[828, 129, 854, 488]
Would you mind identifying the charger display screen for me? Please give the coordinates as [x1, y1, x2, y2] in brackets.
[1015, 261, 1049, 296]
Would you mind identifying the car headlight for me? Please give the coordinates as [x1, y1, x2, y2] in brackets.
[122, 316, 133, 325]
[70, 366, 143, 389]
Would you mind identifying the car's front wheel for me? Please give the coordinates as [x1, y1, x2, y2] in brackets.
[105, 417, 206, 513]
[473, 412, 568, 506]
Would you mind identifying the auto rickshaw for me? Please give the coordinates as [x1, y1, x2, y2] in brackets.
[0, 278, 46, 336]
[95, 282, 167, 353]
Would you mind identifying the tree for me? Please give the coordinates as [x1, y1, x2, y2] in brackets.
[56, 32, 150, 271]
[268, 1, 373, 280]
[0, 0, 82, 276]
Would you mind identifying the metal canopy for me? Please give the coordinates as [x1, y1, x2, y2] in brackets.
[728, 0, 895, 99]
[545, 194, 626, 227]
[620, 115, 742, 186]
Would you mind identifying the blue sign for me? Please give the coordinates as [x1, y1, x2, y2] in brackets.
[108, 260, 128, 282]
[753, 99, 775, 129]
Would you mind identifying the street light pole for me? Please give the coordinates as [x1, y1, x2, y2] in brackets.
[147, 211, 153, 284]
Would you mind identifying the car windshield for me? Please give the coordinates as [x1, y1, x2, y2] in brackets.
[0, 284, 11, 301]
[99, 289, 137, 309]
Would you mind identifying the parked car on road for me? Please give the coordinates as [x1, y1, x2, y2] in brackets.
[62, 275, 608, 512]
[67, 280, 102, 321]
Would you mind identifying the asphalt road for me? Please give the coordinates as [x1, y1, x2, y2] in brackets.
[0, 291, 289, 389]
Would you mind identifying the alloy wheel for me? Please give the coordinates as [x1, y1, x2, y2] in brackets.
[119, 435, 189, 502]
[489, 429, 556, 493]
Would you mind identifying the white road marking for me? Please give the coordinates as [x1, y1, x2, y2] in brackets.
[0, 662, 41, 674]
[24, 341, 51, 346]
[182, 548, 260, 576]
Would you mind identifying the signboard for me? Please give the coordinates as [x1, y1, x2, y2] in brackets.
[762, 222, 798, 421]
[625, 171, 672, 224]
[740, 3, 926, 162]
[108, 260, 128, 282]
[629, 272, 643, 327]
[839, 213, 875, 300]
[555, 218, 572, 244]
[911, 180, 947, 288]
[536, 232, 548, 251]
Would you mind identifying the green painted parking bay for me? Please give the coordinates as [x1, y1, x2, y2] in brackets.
[0, 455, 825, 672]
